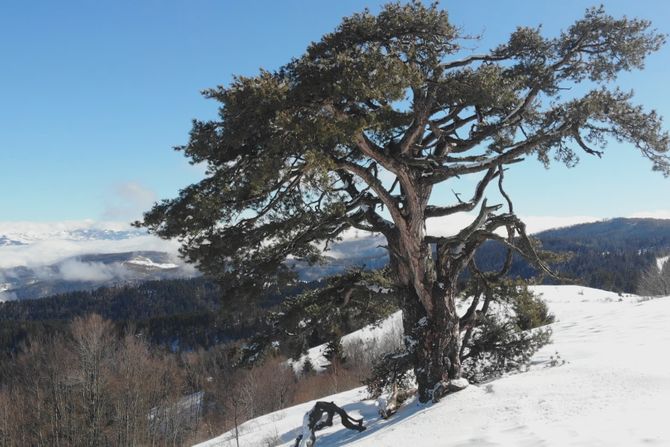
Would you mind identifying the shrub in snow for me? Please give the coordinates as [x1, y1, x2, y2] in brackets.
[301, 357, 316, 376]
[323, 339, 347, 367]
[461, 314, 552, 383]
[364, 280, 554, 412]
[457, 279, 554, 383]
[513, 286, 556, 331]
[364, 351, 416, 417]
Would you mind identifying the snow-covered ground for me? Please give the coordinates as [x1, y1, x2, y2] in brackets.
[125, 256, 179, 270]
[289, 311, 403, 373]
[657, 255, 669, 272]
[197, 285, 670, 447]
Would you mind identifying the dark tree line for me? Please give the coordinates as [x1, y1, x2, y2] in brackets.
[0, 277, 318, 358]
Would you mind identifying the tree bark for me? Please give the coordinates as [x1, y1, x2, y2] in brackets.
[383, 203, 464, 402]
[400, 283, 462, 403]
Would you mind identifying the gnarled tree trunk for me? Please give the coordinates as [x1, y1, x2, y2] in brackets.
[399, 282, 463, 403]
[390, 219, 466, 403]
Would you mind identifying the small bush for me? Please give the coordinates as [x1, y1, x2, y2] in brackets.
[513, 288, 555, 331]
[637, 261, 670, 296]
[301, 357, 316, 376]
[363, 350, 413, 399]
[459, 280, 554, 384]
[462, 314, 552, 383]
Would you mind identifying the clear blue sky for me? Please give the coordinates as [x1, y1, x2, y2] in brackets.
[1, 0, 669, 223]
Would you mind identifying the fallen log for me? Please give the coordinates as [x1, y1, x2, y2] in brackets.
[294, 401, 366, 447]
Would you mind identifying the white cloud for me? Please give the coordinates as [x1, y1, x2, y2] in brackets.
[0, 271, 17, 301]
[0, 222, 181, 269]
[0, 291, 16, 302]
[102, 181, 158, 221]
[0, 220, 133, 242]
[57, 259, 131, 282]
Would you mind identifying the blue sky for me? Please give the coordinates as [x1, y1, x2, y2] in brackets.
[1, 0, 669, 224]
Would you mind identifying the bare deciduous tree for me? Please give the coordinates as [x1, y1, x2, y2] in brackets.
[638, 258, 670, 296]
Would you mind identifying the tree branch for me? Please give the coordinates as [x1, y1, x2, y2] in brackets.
[336, 160, 404, 228]
[425, 167, 498, 218]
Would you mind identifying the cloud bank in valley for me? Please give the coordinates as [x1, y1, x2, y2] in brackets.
[0, 220, 181, 269]
[56, 259, 134, 282]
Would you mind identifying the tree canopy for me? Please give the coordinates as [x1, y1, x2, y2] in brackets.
[139, 2, 669, 401]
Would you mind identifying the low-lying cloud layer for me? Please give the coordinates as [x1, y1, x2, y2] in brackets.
[0, 235, 180, 269]
[1, 211, 668, 273]
[57, 259, 134, 282]
[0, 220, 180, 269]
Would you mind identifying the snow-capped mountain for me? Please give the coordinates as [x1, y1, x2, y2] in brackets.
[0, 235, 26, 247]
[2, 217, 670, 301]
[0, 221, 147, 245]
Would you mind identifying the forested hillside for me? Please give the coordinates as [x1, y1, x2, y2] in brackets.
[297, 218, 670, 292]
[0, 277, 316, 355]
[474, 218, 670, 292]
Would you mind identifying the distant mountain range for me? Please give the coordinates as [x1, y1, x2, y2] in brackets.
[0, 217, 669, 357]
[0, 226, 147, 246]
[294, 218, 670, 293]
[0, 223, 191, 301]
[469, 218, 670, 292]
[0, 251, 196, 301]
[2, 217, 669, 301]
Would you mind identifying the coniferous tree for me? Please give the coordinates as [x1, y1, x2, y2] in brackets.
[138, 3, 669, 401]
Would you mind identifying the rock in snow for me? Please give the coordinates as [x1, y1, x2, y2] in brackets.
[196, 285, 670, 447]
[447, 377, 469, 392]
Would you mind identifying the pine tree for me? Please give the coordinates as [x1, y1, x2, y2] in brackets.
[138, 3, 669, 402]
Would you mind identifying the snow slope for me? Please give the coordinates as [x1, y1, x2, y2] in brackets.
[197, 286, 670, 447]
[289, 311, 403, 373]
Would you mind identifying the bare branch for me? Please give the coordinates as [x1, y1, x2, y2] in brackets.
[425, 167, 499, 218]
[428, 122, 571, 182]
[336, 159, 403, 227]
[498, 166, 514, 214]
[440, 53, 508, 70]
[336, 170, 396, 236]
[573, 130, 604, 157]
